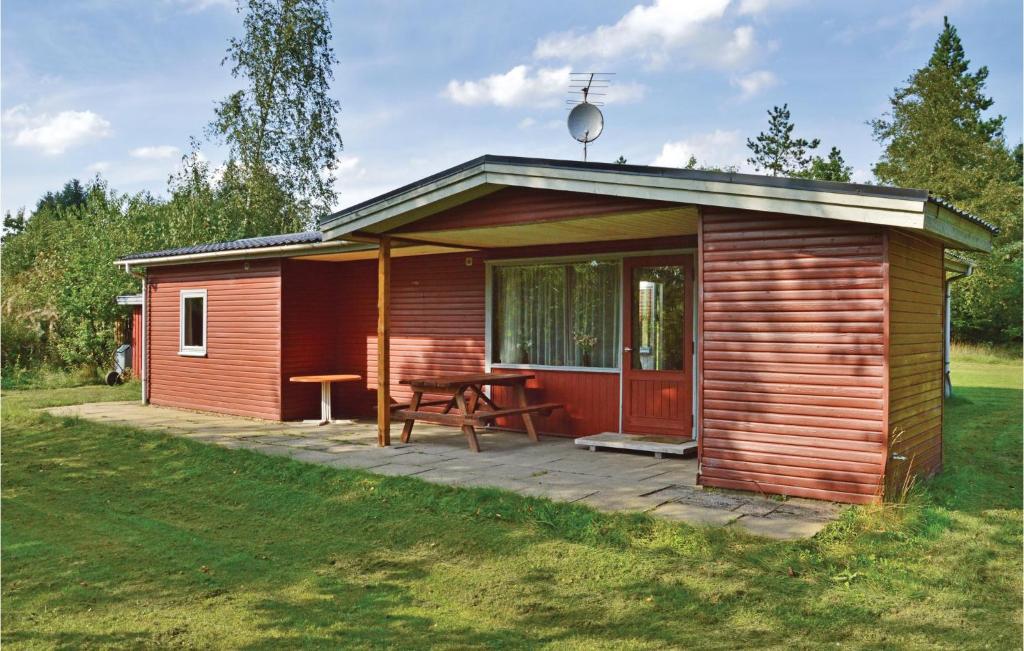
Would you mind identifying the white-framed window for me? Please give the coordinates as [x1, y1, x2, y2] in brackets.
[179, 289, 207, 356]
[490, 259, 620, 370]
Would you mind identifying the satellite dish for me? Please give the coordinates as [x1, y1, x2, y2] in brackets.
[566, 72, 612, 161]
[568, 102, 604, 144]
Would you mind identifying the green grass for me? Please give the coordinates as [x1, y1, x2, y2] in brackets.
[2, 359, 1021, 649]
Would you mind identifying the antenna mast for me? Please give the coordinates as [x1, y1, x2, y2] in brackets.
[567, 72, 612, 161]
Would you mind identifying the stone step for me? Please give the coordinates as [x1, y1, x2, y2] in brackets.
[575, 432, 698, 459]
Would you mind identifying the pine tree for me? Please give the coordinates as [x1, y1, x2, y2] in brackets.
[871, 16, 1006, 199]
[871, 16, 1022, 343]
[746, 104, 820, 176]
[795, 146, 853, 182]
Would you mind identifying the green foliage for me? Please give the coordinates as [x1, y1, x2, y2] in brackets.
[2, 208, 27, 239]
[35, 178, 89, 214]
[746, 104, 821, 176]
[2, 180, 170, 371]
[2, 0, 348, 374]
[871, 16, 1023, 343]
[209, 0, 344, 223]
[794, 146, 853, 182]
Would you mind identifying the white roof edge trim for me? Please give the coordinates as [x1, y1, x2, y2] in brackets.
[925, 203, 993, 253]
[116, 241, 374, 269]
[322, 163, 928, 241]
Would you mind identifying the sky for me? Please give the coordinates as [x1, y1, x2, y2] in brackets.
[2, 0, 1022, 217]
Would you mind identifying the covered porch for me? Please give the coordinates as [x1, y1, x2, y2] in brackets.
[284, 182, 702, 448]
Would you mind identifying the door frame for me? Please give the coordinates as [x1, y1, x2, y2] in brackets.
[620, 254, 695, 438]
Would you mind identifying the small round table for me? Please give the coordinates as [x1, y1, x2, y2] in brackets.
[288, 374, 362, 425]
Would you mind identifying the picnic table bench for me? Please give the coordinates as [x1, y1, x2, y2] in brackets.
[392, 373, 562, 452]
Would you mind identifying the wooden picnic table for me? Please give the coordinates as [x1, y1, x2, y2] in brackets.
[393, 373, 562, 452]
[289, 374, 362, 425]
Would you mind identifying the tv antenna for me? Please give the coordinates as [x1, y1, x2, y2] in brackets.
[567, 72, 612, 161]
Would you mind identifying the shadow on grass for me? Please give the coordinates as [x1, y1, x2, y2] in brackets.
[3, 373, 1022, 648]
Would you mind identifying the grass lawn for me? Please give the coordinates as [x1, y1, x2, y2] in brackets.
[2, 360, 1021, 650]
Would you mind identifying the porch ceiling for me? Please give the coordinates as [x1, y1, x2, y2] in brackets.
[391, 205, 699, 249]
[290, 243, 475, 262]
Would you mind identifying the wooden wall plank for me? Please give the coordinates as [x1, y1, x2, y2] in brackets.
[147, 260, 282, 420]
[697, 208, 887, 503]
[886, 230, 945, 491]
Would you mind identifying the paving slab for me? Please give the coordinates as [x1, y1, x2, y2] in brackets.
[652, 501, 743, 526]
[730, 514, 831, 539]
[321, 452, 394, 470]
[578, 486, 674, 513]
[44, 402, 840, 539]
[290, 450, 344, 464]
[366, 463, 435, 477]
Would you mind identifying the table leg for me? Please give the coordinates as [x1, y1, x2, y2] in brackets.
[467, 385, 481, 413]
[513, 383, 540, 443]
[401, 391, 421, 443]
[454, 392, 480, 452]
[320, 381, 332, 425]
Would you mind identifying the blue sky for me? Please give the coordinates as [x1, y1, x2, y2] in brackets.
[2, 0, 1021, 216]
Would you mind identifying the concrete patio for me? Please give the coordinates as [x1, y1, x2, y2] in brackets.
[46, 401, 840, 539]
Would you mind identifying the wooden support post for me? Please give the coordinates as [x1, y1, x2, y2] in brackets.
[377, 236, 391, 446]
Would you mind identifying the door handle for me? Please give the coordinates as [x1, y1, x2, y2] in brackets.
[623, 347, 632, 352]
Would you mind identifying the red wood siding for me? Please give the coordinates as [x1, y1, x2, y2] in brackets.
[280, 260, 343, 420]
[146, 260, 282, 419]
[492, 370, 620, 437]
[698, 208, 887, 504]
[320, 249, 621, 436]
[885, 230, 944, 492]
[366, 253, 487, 404]
[392, 186, 678, 233]
[130, 306, 142, 373]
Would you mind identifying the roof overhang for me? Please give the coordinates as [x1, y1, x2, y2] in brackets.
[321, 156, 995, 252]
[944, 252, 974, 280]
[116, 294, 143, 306]
[116, 240, 374, 270]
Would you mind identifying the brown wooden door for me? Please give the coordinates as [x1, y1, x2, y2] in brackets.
[622, 255, 694, 437]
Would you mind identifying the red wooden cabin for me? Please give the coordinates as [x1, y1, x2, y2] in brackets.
[116, 156, 995, 504]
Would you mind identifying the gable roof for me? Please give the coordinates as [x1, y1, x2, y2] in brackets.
[321, 155, 997, 252]
[117, 155, 999, 266]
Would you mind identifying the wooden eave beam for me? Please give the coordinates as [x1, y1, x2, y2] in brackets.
[343, 231, 488, 250]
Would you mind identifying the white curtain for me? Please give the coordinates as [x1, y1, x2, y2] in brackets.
[493, 260, 618, 368]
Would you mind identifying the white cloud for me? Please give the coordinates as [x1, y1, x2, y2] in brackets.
[731, 69, 778, 99]
[850, 168, 874, 184]
[444, 65, 572, 108]
[736, 0, 804, 15]
[518, 117, 537, 129]
[130, 145, 180, 160]
[652, 129, 749, 170]
[86, 161, 111, 174]
[332, 156, 364, 176]
[167, 0, 233, 13]
[532, 0, 758, 69]
[4, 106, 112, 155]
[907, 0, 965, 30]
[444, 65, 646, 108]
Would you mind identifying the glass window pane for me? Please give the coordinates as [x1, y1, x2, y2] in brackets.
[184, 297, 204, 347]
[631, 265, 684, 371]
[492, 260, 618, 368]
